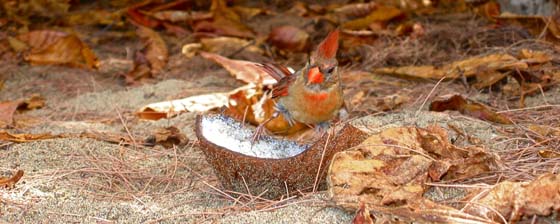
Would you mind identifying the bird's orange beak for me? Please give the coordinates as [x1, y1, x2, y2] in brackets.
[307, 67, 324, 85]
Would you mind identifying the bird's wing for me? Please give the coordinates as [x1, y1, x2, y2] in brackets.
[257, 63, 296, 98]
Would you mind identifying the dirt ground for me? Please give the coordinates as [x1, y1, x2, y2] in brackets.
[1, 2, 560, 223]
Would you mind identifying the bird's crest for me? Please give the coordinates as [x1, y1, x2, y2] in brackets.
[316, 29, 339, 59]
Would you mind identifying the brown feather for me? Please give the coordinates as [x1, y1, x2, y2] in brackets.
[255, 63, 296, 99]
[257, 63, 292, 81]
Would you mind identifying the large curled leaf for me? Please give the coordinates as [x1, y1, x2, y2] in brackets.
[18, 30, 99, 69]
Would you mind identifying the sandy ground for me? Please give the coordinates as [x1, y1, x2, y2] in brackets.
[0, 67, 358, 223]
[1, 58, 560, 223]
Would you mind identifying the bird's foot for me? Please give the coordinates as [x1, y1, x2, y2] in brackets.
[250, 111, 279, 144]
[251, 123, 269, 144]
[274, 103, 296, 127]
[314, 121, 331, 138]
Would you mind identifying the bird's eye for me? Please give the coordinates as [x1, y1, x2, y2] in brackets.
[326, 67, 335, 74]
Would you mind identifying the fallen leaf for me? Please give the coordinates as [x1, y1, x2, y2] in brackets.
[268, 25, 310, 52]
[127, 0, 160, 28]
[137, 91, 231, 120]
[193, 0, 255, 38]
[463, 173, 560, 222]
[474, 1, 500, 22]
[538, 150, 560, 158]
[472, 70, 509, 89]
[145, 126, 188, 148]
[200, 52, 277, 85]
[76, 132, 146, 146]
[18, 94, 45, 110]
[374, 53, 528, 81]
[18, 31, 99, 69]
[136, 26, 168, 75]
[7, 36, 28, 52]
[200, 37, 263, 55]
[518, 49, 552, 65]
[67, 9, 125, 27]
[151, 10, 212, 23]
[2, 0, 69, 21]
[334, 2, 378, 18]
[527, 124, 560, 137]
[328, 125, 501, 222]
[442, 53, 527, 79]
[181, 43, 202, 59]
[17, 30, 67, 52]
[498, 13, 560, 44]
[0, 170, 24, 189]
[376, 94, 409, 111]
[232, 6, 268, 20]
[0, 101, 19, 128]
[342, 5, 404, 30]
[0, 131, 58, 143]
[429, 94, 513, 124]
[374, 65, 445, 79]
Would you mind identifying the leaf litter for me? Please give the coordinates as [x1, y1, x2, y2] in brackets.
[1, 0, 560, 223]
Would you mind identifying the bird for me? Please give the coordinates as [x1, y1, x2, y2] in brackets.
[253, 29, 344, 141]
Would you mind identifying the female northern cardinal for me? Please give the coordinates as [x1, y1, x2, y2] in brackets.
[253, 30, 344, 140]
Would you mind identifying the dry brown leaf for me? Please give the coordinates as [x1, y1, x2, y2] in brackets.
[518, 49, 552, 64]
[17, 30, 67, 52]
[151, 10, 212, 23]
[2, 0, 69, 21]
[200, 52, 277, 85]
[18, 31, 99, 69]
[374, 65, 445, 79]
[472, 70, 509, 89]
[328, 125, 500, 208]
[126, 0, 160, 28]
[232, 6, 268, 20]
[136, 26, 168, 75]
[463, 173, 560, 222]
[443, 53, 527, 79]
[0, 131, 58, 143]
[145, 126, 188, 148]
[67, 9, 125, 26]
[200, 37, 263, 55]
[342, 5, 404, 30]
[181, 43, 202, 59]
[395, 22, 425, 38]
[376, 94, 409, 111]
[429, 94, 513, 124]
[18, 94, 45, 110]
[137, 92, 230, 120]
[328, 125, 501, 223]
[374, 53, 529, 82]
[193, 0, 255, 38]
[7, 36, 28, 52]
[527, 124, 560, 137]
[538, 150, 560, 158]
[334, 2, 378, 18]
[267, 25, 310, 52]
[76, 132, 145, 146]
[0, 170, 24, 189]
[124, 53, 152, 85]
[0, 101, 19, 128]
[498, 13, 560, 44]
[473, 1, 500, 22]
